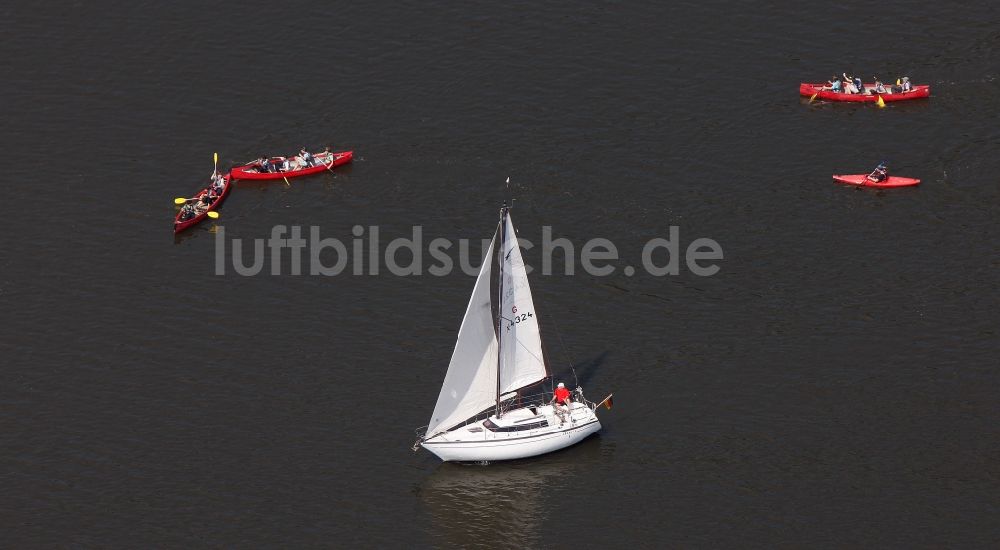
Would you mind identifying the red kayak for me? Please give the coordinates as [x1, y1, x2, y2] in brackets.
[800, 82, 930, 102]
[833, 174, 921, 188]
[174, 174, 232, 233]
[230, 150, 353, 180]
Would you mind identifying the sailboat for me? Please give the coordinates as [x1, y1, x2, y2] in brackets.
[413, 204, 612, 462]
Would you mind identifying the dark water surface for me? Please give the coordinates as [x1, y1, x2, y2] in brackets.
[3, 1, 999, 547]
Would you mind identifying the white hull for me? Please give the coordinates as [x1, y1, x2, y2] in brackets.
[422, 402, 601, 462]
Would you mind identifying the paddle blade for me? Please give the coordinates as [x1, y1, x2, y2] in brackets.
[896, 78, 901, 86]
[207, 211, 220, 219]
[214, 152, 218, 165]
[876, 95, 886, 108]
[809, 93, 818, 102]
[174, 197, 187, 205]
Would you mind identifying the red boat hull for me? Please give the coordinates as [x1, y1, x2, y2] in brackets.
[174, 174, 232, 233]
[833, 174, 921, 188]
[800, 82, 930, 102]
[230, 150, 353, 180]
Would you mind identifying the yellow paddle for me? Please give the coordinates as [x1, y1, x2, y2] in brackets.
[176, 153, 220, 203]
[207, 211, 219, 219]
[876, 95, 886, 108]
[809, 92, 818, 102]
[175, 195, 219, 206]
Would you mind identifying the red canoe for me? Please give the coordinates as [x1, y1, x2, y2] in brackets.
[800, 82, 930, 102]
[230, 150, 353, 180]
[174, 174, 232, 233]
[833, 174, 921, 188]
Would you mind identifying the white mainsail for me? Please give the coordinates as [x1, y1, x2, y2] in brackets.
[498, 213, 547, 395]
[426, 232, 499, 436]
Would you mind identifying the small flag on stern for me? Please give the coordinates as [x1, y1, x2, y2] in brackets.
[597, 394, 614, 410]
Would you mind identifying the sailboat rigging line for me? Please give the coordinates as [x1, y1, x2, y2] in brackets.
[548, 314, 580, 388]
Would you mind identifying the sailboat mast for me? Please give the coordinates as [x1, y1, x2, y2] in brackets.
[495, 203, 507, 418]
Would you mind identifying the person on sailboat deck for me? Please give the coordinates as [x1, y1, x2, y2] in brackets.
[550, 382, 572, 422]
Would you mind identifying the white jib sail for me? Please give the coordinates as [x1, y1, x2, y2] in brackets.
[499, 213, 547, 395]
[427, 232, 499, 437]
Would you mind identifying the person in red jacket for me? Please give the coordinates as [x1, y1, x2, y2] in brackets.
[551, 382, 572, 424]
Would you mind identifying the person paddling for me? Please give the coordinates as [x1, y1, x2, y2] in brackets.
[826, 75, 842, 93]
[179, 202, 196, 220]
[299, 147, 316, 168]
[842, 73, 860, 94]
[211, 173, 225, 195]
[867, 161, 889, 183]
[258, 156, 272, 173]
